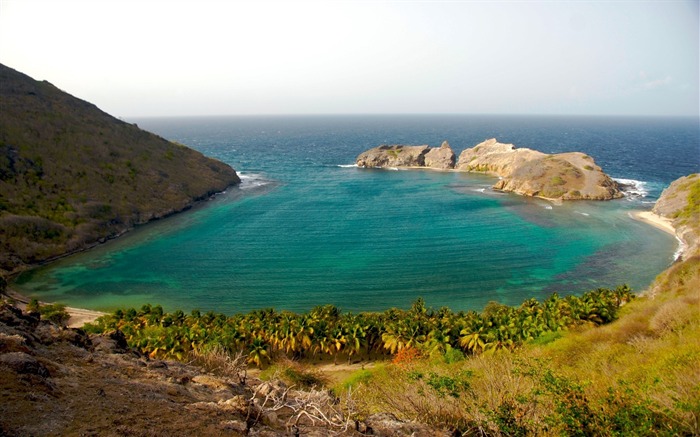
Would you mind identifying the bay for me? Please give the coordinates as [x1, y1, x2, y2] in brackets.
[14, 115, 699, 314]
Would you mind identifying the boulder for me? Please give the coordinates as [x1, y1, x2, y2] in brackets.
[360, 412, 452, 436]
[0, 351, 50, 377]
[424, 141, 456, 169]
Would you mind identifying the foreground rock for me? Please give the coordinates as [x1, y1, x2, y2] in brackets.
[356, 138, 623, 201]
[0, 64, 241, 275]
[0, 301, 450, 436]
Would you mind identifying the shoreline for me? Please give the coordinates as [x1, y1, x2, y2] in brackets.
[3, 287, 107, 328]
[630, 210, 688, 264]
[1, 184, 240, 328]
[4, 208, 683, 330]
[631, 210, 676, 236]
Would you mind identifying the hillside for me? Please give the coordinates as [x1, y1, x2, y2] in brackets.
[0, 64, 240, 275]
[652, 173, 700, 258]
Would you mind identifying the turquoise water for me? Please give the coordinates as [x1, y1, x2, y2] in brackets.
[14, 115, 698, 314]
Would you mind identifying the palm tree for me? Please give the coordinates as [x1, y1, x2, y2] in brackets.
[344, 316, 367, 363]
[248, 336, 270, 368]
[425, 327, 452, 358]
[459, 328, 486, 354]
[330, 325, 346, 365]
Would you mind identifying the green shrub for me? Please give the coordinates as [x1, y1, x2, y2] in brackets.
[443, 348, 465, 364]
[340, 368, 374, 391]
[551, 175, 566, 186]
[26, 298, 40, 313]
[40, 303, 70, 325]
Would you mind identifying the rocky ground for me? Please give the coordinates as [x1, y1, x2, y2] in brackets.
[0, 302, 448, 436]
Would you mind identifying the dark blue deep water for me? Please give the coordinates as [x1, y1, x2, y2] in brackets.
[15, 115, 700, 314]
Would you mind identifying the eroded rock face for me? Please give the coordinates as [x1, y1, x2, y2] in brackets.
[356, 145, 431, 168]
[356, 141, 456, 170]
[456, 139, 623, 200]
[424, 141, 456, 169]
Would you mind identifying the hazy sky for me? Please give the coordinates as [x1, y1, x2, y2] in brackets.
[1, 0, 698, 117]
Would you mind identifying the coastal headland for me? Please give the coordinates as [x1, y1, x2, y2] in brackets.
[0, 64, 241, 278]
[630, 173, 700, 260]
[357, 138, 624, 201]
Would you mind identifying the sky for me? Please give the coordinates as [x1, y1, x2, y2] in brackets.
[1, 0, 698, 117]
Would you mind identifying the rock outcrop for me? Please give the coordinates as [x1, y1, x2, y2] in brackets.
[652, 173, 700, 257]
[0, 300, 453, 436]
[356, 138, 623, 201]
[456, 139, 623, 200]
[424, 141, 456, 169]
[356, 141, 456, 170]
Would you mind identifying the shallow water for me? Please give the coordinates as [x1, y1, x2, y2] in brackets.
[14, 115, 698, 314]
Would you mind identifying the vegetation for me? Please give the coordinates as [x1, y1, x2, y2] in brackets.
[81, 274, 700, 435]
[86, 286, 634, 366]
[0, 63, 239, 275]
[671, 174, 700, 223]
[25, 297, 70, 325]
[350, 256, 700, 436]
[550, 175, 566, 186]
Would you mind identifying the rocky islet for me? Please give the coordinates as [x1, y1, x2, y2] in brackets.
[357, 138, 624, 201]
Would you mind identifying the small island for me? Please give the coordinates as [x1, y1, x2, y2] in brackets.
[357, 138, 623, 201]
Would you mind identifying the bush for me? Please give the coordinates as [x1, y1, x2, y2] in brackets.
[40, 303, 70, 326]
[339, 368, 374, 391]
[443, 348, 465, 364]
[26, 298, 40, 313]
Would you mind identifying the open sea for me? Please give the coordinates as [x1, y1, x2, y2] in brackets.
[14, 115, 700, 314]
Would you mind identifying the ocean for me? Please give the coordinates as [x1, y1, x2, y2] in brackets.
[14, 115, 700, 314]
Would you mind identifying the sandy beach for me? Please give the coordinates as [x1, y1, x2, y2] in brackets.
[631, 210, 689, 264]
[631, 210, 676, 236]
[3, 287, 106, 328]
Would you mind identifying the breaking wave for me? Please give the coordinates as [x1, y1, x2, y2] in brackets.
[238, 172, 273, 190]
[615, 178, 648, 199]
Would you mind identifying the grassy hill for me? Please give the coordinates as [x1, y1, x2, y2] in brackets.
[0, 64, 240, 275]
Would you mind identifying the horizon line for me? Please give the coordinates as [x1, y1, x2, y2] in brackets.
[122, 112, 700, 120]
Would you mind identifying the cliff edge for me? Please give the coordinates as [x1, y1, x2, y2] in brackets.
[0, 64, 241, 275]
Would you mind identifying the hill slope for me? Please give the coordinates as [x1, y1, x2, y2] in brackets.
[652, 173, 700, 258]
[0, 64, 240, 274]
